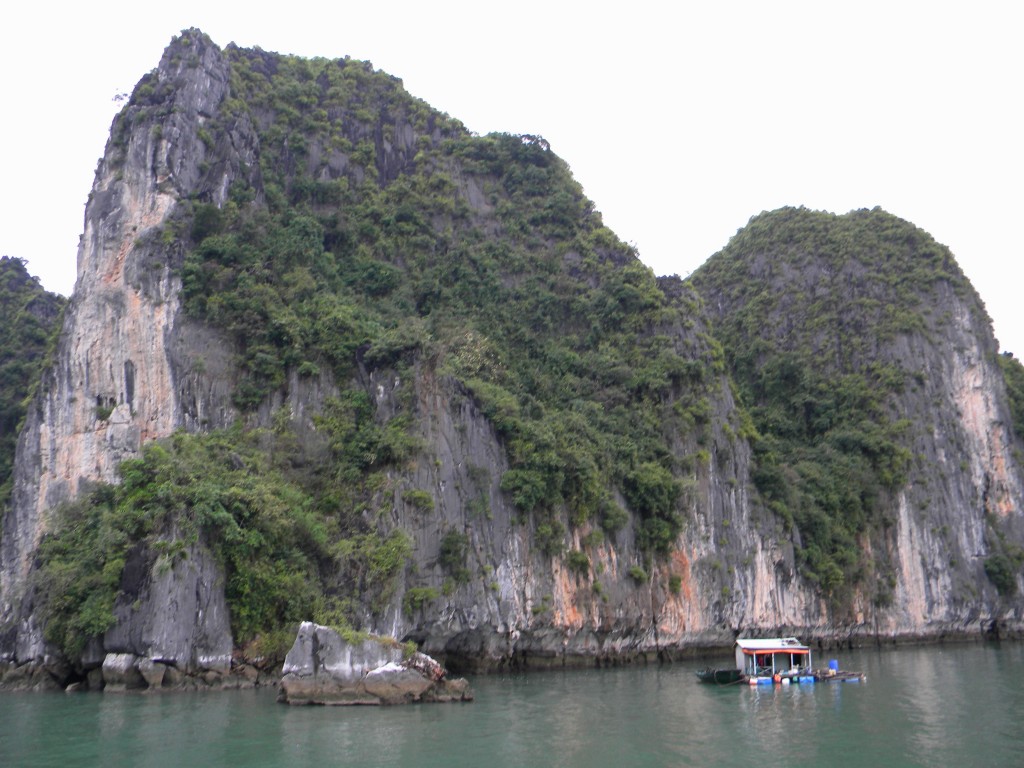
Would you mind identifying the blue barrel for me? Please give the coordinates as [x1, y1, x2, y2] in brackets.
[828, 659, 839, 671]
[798, 676, 815, 683]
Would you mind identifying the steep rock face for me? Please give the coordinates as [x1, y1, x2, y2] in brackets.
[4, 35, 1023, 687]
[690, 208, 1024, 640]
[883, 281, 1024, 630]
[0, 30, 249, 668]
[373, 337, 823, 668]
[102, 539, 232, 673]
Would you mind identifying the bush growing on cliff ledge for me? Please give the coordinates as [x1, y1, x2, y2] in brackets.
[984, 554, 1019, 596]
[439, 529, 471, 584]
[33, 425, 418, 657]
[34, 487, 126, 657]
[998, 352, 1024, 443]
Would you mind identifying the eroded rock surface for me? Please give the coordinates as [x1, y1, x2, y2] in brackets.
[279, 622, 472, 705]
[2, 30, 1024, 690]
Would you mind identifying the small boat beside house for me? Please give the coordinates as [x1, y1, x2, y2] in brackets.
[694, 667, 745, 685]
[695, 637, 865, 685]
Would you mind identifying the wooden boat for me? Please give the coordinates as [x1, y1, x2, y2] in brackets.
[695, 667, 745, 685]
[810, 667, 866, 683]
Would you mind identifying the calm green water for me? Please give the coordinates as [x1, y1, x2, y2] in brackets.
[2, 642, 1021, 767]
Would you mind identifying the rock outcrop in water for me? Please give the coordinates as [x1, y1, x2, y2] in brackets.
[279, 622, 471, 705]
[1, 30, 1023, 691]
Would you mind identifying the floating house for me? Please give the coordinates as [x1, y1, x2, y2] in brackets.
[735, 637, 812, 678]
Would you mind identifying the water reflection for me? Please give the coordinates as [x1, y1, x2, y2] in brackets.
[895, 648, 953, 764]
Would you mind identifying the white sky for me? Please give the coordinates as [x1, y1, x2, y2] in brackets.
[2, 1, 1021, 353]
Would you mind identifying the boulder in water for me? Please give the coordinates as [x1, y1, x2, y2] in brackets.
[278, 622, 472, 705]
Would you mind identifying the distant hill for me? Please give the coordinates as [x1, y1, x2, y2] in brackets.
[0, 256, 64, 506]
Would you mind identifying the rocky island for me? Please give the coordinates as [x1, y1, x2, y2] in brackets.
[2, 28, 1023, 693]
[279, 622, 471, 705]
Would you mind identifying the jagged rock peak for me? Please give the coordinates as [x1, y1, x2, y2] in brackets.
[101, 28, 260, 210]
[0, 28, 247, 668]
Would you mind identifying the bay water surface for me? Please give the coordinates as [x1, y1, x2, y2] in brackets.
[2, 642, 1021, 767]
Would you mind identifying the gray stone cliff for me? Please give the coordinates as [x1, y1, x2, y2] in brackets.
[690, 217, 1024, 645]
[0, 30, 247, 678]
[2, 32, 1023, 690]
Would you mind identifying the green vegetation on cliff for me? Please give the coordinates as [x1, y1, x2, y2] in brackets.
[0, 257, 65, 507]
[33, 34, 722, 655]
[177, 42, 717, 552]
[36, 423, 416, 659]
[998, 352, 1024, 444]
[690, 207, 973, 597]
[27, 34, 1021, 661]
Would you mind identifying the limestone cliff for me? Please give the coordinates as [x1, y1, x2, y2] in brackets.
[689, 207, 1024, 641]
[2, 32, 1023, 689]
[0, 30, 247, 674]
[375, 333, 819, 668]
